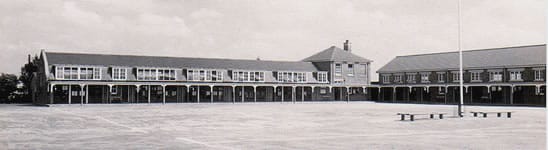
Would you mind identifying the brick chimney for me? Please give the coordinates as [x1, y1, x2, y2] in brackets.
[343, 40, 351, 52]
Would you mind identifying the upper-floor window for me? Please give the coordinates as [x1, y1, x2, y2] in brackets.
[335, 64, 342, 76]
[317, 72, 328, 83]
[278, 71, 306, 83]
[509, 71, 522, 81]
[382, 75, 391, 83]
[112, 68, 127, 80]
[535, 69, 544, 81]
[489, 71, 503, 82]
[233, 71, 262, 82]
[347, 64, 354, 76]
[158, 69, 176, 80]
[437, 72, 445, 83]
[361, 64, 367, 77]
[55, 66, 101, 80]
[452, 72, 461, 82]
[406, 74, 416, 83]
[394, 74, 402, 83]
[420, 73, 429, 83]
[471, 72, 481, 82]
[188, 69, 223, 82]
[137, 68, 158, 80]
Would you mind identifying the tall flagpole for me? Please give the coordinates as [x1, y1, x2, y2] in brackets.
[457, 0, 464, 117]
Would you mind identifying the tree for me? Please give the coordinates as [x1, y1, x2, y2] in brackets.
[18, 54, 38, 103]
[0, 73, 18, 103]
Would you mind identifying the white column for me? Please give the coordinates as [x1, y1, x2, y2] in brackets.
[281, 86, 284, 102]
[162, 85, 166, 104]
[147, 85, 151, 104]
[301, 86, 304, 102]
[510, 86, 514, 104]
[210, 85, 214, 103]
[197, 86, 200, 103]
[185, 85, 190, 102]
[273, 86, 277, 102]
[253, 86, 257, 102]
[346, 87, 350, 102]
[68, 85, 71, 104]
[241, 86, 245, 102]
[85, 84, 89, 104]
[136, 85, 141, 103]
[292, 86, 296, 103]
[232, 86, 236, 103]
[80, 84, 85, 105]
[50, 84, 55, 104]
[108, 84, 113, 104]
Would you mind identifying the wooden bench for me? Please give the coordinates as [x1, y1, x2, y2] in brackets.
[397, 113, 447, 121]
[470, 111, 513, 118]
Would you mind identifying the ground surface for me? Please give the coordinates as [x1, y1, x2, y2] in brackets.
[0, 102, 545, 150]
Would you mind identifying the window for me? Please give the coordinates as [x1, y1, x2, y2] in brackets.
[335, 64, 342, 76]
[232, 71, 263, 82]
[317, 72, 328, 83]
[347, 64, 354, 76]
[137, 68, 157, 80]
[420, 73, 429, 83]
[393, 75, 402, 83]
[188, 69, 223, 81]
[437, 73, 445, 83]
[112, 68, 127, 80]
[452, 72, 461, 82]
[489, 71, 502, 82]
[55, 66, 101, 80]
[158, 69, 176, 80]
[535, 69, 544, 81]
[406, 74, 416, 83]
[382, 75, 391, 83]
[278, 71, 307, 83]
[471, 72, 481, 82]
[509, 71, 522, 81]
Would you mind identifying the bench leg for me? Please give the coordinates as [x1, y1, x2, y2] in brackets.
[473, 112, 477, 117]
[497, 113, 501, 117]
[483, 113, 487, 118]
[401, 114, 405, 121]
[410, 115, 414, 121]
[439, 114, 443, 119]
[507, 112, 511, 118]
[430, 114, 434, 119]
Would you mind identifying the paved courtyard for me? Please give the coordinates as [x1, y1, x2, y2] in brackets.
[0, 102, 545, 149]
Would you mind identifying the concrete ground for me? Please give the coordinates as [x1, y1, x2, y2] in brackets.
[0, 102, 545, 150]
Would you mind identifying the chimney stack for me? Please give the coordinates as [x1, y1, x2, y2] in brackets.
[343, 40, 351, 52]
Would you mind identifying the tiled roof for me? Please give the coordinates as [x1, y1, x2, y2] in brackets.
[377, 44, 546, 73]
[45, 52, 319, 72]
[302, 46, 372, 62]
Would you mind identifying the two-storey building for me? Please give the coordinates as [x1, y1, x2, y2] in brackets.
[31, 41, 373, 104]
[376, 44, 546, 106]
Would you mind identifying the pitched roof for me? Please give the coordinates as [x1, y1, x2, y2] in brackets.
[45, 52, 319, 71]
[302, 46, 372, 62]
[377, 44, 546, 73]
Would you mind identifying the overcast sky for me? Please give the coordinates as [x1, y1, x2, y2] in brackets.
[0, 0, 544, 81]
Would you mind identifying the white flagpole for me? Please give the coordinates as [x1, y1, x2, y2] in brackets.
[458, 0, 464, 117]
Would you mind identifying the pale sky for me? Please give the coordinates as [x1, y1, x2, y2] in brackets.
[0, 0, 544, 81]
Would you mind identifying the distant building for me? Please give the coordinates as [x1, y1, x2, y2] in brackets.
[31, 40, 373, 104]
[376, 45, 546, 106]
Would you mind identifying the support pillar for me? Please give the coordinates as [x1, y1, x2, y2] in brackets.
[162, 85, 166, 104]
[136, 85, 141, 103]
[210, 85, 214, 103]
[253, 86, 257, 102]
[147, 85, 151, 104]
[273, 86, 277, 102]
[80, 84, 85, 105]
[68, 85, 71, 104]
[292, 86, 296, 103]
[392, 87, 396, 102]
[281, 86, 284, 102]
[346, 87, 350, 102]
[232, 86, 236, 103]
[197, 86, 200, 103]
[85, 84, 89, 104]
[241, 86, 244, 102]
[301, 86, 304, 102]
[49, 84, 55, 104]
[510, 86, 514, 105]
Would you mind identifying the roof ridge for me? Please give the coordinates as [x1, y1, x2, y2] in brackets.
[396, 44, 546, 58]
